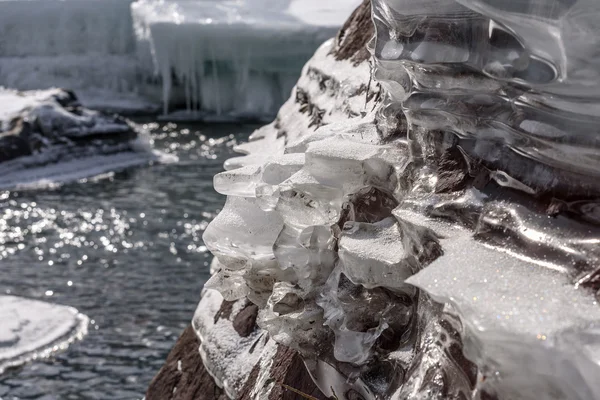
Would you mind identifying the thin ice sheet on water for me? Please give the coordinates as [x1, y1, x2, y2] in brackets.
[0, 296, 88, 374]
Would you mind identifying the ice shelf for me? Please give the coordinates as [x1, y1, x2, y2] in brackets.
[0, 0, 359, 118]
[131, 0, 361, 118]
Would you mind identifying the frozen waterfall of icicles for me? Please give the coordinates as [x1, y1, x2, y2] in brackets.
[0, 0, 360, 118]
[196, 0, 600, 399]
[131, 0, 362, 118]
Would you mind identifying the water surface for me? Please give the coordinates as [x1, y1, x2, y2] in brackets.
[0, 122, 256, 399]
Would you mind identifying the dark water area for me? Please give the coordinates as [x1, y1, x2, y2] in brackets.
[0, 122, 257, 399]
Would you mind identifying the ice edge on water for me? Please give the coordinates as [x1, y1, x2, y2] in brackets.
[0, 0, 361, 118]
[0, 296, 89, 375]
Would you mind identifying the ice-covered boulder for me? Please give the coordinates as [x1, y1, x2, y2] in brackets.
[151, 0, 600, 399]
[0, 88, 170, 190]
[0, 296, 88, 374]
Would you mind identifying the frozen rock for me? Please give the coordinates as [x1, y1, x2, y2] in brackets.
[0, 88, 171, 190]
[175, 0, 600, 399]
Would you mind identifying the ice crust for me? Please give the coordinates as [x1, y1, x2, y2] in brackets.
[401, 210, 600, 399]
[0, 0, 358, 117]
[0, 296, 88, 374]
[192, 289, 275, 398]
[196, 1, 600, 399]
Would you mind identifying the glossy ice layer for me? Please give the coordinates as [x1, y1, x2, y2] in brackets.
[371, 0, 600, 398]
[131, 0, 361, 118]
[373, 0, 600, 195]
[198, 1, 600, 399]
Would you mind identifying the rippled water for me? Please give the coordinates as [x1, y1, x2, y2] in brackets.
[0, 121, 256, 399]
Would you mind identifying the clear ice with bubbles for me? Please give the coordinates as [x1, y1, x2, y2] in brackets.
[199, 1, 600, 399]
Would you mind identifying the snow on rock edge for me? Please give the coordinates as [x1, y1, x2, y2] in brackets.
[0, 88, 173, 190]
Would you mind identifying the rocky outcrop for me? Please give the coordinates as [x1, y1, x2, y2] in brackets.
[1, 89, 133, 161]
[147, 3, 377, 398]
[0, 88, 166, 189]
[149, 0, 600, 399]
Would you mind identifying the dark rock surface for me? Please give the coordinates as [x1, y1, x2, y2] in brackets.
[238, 346, 328, 400]
[146, 326, 229, 400]
[233, 303, 259, 338]
[332, 0, 373, 65]
[147, 324, 328, 400]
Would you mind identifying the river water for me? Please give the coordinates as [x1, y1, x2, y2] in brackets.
[0, 122, 256, 399]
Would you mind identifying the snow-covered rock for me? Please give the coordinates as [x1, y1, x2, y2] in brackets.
[0, 88, 171, 190]
[0, 296, 88, 374]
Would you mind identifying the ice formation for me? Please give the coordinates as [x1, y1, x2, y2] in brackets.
[0, 88, 170, 190]
[0, 0, 358, 118]
[131, 0, 362, 118]
[0, 296, 88, 374]
[194, 0, 600, 398]
[0, 0, 152, 112]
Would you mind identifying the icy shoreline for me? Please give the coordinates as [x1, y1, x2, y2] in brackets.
[0, 0, 360, 119]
